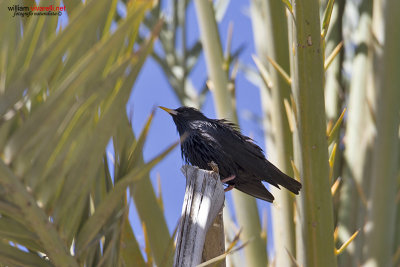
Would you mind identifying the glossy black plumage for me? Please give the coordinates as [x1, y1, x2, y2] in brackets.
[160, 106, 302, 202]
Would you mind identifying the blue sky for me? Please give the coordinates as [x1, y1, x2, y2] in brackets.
[126, 0, 275, 255]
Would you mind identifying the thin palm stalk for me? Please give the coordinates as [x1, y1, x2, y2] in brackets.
[290, 0, 337, 265]
[250, 0, 296, 266]
[338, 0, 373, 265]
[193, 0, 268, 266]
[363, 0, 400, 265]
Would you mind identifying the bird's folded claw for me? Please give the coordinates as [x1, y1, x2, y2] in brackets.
[208, 161, 219, 174]
[224, 185, 235, 192]
[221, 175, 236, 183]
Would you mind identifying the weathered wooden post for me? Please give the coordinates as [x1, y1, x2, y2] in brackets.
[174, 165, 225, 267]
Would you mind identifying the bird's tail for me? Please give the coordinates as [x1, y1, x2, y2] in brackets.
[265, 161, 302, 194]
[235, 181, 275, 202]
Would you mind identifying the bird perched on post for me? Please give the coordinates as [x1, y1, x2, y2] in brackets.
[159, 106, 301, 202]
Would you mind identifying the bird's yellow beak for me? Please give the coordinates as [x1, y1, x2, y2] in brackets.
[159, 106, 178, 115]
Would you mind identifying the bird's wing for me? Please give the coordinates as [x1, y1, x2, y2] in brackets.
[206, 121, 269, 173]
[181, 130, 239, 177]
[208, 121, 301, 194]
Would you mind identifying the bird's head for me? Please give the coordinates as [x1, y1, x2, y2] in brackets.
[159, 106, 208, 135]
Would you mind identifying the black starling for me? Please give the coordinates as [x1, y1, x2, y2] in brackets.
[159, 106, 302, 202]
